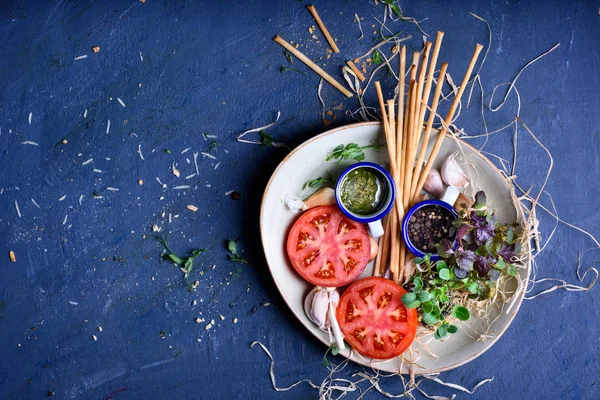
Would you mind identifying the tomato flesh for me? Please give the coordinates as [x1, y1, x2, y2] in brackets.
[337, 276, 418, 359]
[286, 205, 371, 287]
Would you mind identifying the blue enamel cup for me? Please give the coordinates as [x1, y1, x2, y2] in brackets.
[401, 199, 459, 261]
[335, 162, 396, 238]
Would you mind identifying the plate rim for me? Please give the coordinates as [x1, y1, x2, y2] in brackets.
[260, 121, 530, 374]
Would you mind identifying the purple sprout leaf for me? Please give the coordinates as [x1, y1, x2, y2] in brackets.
[475, 223, 495, 245]
[455, 268, 468, 279]
[455, 248, 476, 271]
[474, 255, 491, 277]
[488, 269, 501, 282]
[456, 225, 471, 244]
[498, 243, 516, 263]
[436, 238, 454, 258]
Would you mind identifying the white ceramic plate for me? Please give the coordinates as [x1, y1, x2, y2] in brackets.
[260, 122, 529, 374]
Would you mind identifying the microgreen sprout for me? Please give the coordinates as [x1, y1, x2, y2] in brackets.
[158, 236, 205, 287]
[280, 65, 308, 76]
[227, 238, 249, 264]
[325, 140, 385, 163]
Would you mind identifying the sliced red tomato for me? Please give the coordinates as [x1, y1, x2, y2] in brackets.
[286, 205, 371, 287]
[336, 276, 418, 359]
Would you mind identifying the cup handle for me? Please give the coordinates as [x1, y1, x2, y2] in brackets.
[368, 220, 384, 238]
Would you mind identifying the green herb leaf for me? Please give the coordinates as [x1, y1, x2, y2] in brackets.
[506, 264, 518, 276]
[280, 66, 308, 76]
[164, 148, 171, 154]
[331, 344, 340, 356]
[494, 258, 506, 270]
[439, 268, 451, 280]
[422, 312, 438, 325]
[402, 292, 417, 304]
[416, 291, 430, 302]
[227, 240, 238, 256]
[325, 140, 385, 163]
[465, 281, 479, 294]
[421, 301, 433, 313]
[413, 257, 425, 265]
[452, 306, 470, 321]
[259, 129, 274, 147]
[435, 260, 447, 272]
[413, 277, 423, 291]
[283, 49, 293, 64]
[434, 325, 448, 340]
[446, 324, 458, 334]
[372, 49, 383, 65]
[167, 253, 183, 265]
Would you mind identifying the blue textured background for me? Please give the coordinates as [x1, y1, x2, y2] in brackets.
[1, 1, 599, 399]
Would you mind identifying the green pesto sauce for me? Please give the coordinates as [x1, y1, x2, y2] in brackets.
[340, 167, 386, 215]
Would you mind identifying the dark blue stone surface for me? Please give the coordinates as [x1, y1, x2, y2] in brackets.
[1, 1, 598, 399]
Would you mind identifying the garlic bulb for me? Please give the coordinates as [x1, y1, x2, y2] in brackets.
[441, 152, 469, 188]
[302, 187, 336, 210]
[423, 168, 444, 197]
[303, 287, 345, 351]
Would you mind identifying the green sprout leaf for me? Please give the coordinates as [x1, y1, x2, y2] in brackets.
[452, 306, 470, 321]
[421, 312, 438, 325]
[416, 291, 430, 302]
[259, 129, 274, 147]
[465, 281, 479, 294]
[372, 49, 383, 65]
[413, 257, 425, 265]
[438, 268, 451, 280]
[506, 264, 518, 276]
[434, 325, 448, 340]
[280, 65, 308, 76]
[446, 324, 458, 334]
[325, 140, 385, 163]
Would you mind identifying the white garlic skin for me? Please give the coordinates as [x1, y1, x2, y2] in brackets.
[304, 287, 339, 330]
[423, 168, 444, 197]
[441, 152, 469, 188]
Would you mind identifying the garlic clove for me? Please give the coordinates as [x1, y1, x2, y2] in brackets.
[303, 287, 319, 325]
[369, 236, 378, 262]
[423, 168, 444, 197]
[311, 290, 331, 329]
[302, 187, 336, 210]
[441, 152, 469, 188]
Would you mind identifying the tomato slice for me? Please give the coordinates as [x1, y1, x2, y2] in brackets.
[336, 276, 418, 359]
[286, 205, 371, 287]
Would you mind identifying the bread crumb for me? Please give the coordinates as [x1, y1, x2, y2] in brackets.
[92, 46, 100, 53]
[186, 205, 198, 212]
[92, 335, 97, 341]
[233, 318, 238, 324]
[9, 251, 16, 262]
[138, 179, 143, 185]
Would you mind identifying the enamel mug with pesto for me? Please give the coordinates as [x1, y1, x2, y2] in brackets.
[334, 162, 395, 238]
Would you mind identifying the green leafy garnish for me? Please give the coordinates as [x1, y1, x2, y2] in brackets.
[325, 140, 385, 163]
[283, 49, 293, 64]
[158, 236, 206, 283]
[302, 176, 332, 191]
[227, 239, 249, 264]
[280, 66, 308, 76]
[372, 49, 383, 65]
[164, 148, 171, 154]
[381, 0, 402, 18]
[209, 141, 220, 151]
[259, 129, 274, 147]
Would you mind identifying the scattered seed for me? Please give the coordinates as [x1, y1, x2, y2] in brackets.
[138, 179, 143, 185]
[219, 315, 225, 320]
[186, 205, 198, 212]
[205, 323, 213, 330]
[9, 251, 16, 262]
[233, 318, 238, 324]
[92, 335, 97, 341]
[98, 326, 103, 332]
[92, 46, 100, 52]
[231, 191, 241, 200]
